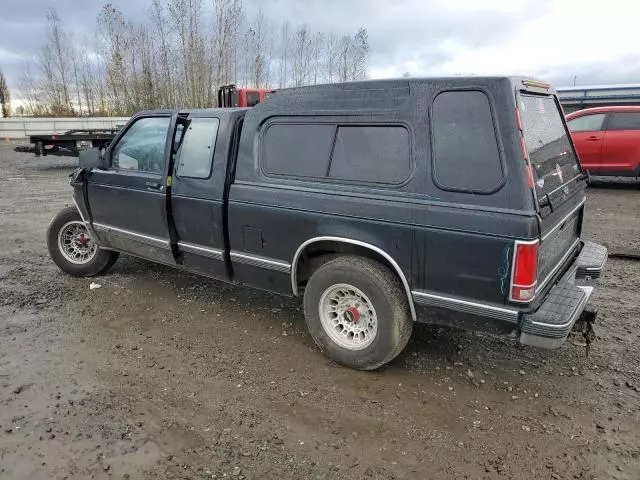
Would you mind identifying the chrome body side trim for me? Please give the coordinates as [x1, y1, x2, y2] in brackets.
[93, 223, 171, 249]
[178, 242, 224, 260]
[541, 198, 585, 242]
[291, 236, 417, 322]
[230, 251, 291, 273]
[412, 290, 520, 324]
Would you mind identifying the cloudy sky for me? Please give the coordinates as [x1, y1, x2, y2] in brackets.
[2, 0, 640, 95]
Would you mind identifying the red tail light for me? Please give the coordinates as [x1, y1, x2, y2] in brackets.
[51, 135, 57, 140]
[510, 240, 538, 302]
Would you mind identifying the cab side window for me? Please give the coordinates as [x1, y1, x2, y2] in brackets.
[567, 114, 606, 132]
[111, 117, 171, 174]
[174, 118, 219, 179]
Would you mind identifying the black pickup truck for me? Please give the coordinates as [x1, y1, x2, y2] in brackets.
[46, 77, 607, 370]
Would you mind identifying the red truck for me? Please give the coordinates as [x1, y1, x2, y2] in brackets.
[217, 85, 272, 108]
[566, 106, 640, 178]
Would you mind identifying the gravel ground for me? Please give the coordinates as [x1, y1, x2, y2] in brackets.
[1, 143, 639, 480]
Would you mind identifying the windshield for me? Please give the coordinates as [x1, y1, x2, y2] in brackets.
[519, 94, 581, 203]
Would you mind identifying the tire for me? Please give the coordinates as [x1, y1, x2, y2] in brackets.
[46, 206, 119, 277]
[303, 256, 413, 370]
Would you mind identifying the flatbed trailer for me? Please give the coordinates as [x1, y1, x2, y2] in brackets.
[29, 129, 119, 157]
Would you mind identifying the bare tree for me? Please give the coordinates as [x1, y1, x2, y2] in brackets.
[291, 24, 312, 87]
[324, 34, 339, 83]
[18, 63, 45, 116]
[310, 32, 323, 85]
[20, 3, 370, 115]
[278, 21, 290, 88]
[78, 51, 97, 115]
[337, 28, 369, 82]
[0, 68, 10, 117]
[250, 10, 269, 88]
[351, 28, 369, 81]
[97, 4, 130, 114]
[40, 9, 75, 114]
[148, 0, 175, 107]
[213, 0, 244, 88]
[167, 0, 211, 107]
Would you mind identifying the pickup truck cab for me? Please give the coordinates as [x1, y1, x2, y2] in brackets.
[47, 77, 607, 370]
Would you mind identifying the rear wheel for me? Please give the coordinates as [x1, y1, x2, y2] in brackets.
[303, 256, 413, 370]
[47, 206, 119, 277]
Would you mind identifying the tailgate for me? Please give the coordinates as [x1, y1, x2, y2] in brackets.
[537, 201, 583, 294]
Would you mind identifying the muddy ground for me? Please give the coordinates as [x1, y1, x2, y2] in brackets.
[0, 143, 639, 480]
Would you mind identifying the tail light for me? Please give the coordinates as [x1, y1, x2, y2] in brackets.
[510, 240, 539, 302]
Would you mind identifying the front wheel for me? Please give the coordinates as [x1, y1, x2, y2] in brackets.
[303, 256, 413, 370]
[46, 206, 119, 277]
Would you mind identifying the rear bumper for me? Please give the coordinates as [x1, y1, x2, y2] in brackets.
[519, 241, 607, 349]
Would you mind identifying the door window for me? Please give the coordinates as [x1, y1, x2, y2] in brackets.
[174, 118, 219, 179]
[607, 112, 640, 131]
[111, 117, 170, 174]
[567, 114, 606, 132]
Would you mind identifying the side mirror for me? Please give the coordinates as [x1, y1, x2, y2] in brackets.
[79, 148, 109, 170]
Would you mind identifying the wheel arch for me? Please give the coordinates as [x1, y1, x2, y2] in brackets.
[291, 236, 417, 321]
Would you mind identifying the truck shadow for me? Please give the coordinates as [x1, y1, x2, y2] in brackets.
[587, 178, 640, 189]
[108, 255, 569, 373]
[33, 164, 77, 172]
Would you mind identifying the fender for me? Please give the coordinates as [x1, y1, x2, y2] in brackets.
[291, 236, 417, 322]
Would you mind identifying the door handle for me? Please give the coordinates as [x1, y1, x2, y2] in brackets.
[586, 136, 600, 141]
[145, 181, 163, 191]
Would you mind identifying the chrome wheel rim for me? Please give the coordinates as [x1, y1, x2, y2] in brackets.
[319, 283, 378, 351]
[57, 221, 97, 265]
